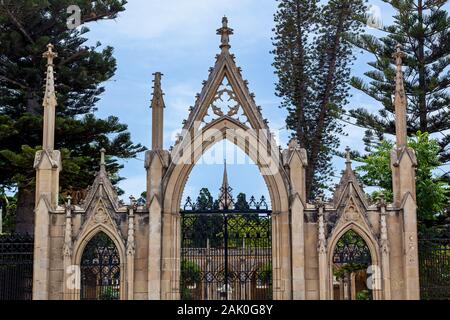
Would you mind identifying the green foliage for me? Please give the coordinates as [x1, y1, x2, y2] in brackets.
[180, 259, 202, 300]
[357, 132, 448, 233]
[0, 1, 146, 222]
[272, 0, 367, 198]
[0, 193, 17, 233]
[349, 0, 450, 164]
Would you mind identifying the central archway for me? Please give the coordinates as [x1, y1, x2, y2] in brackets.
[161, 117, 291, 300]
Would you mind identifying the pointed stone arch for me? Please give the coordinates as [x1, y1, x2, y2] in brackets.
[327, 221, 382, 300]
[72, 200, 127, 300]
[161, 116, 291, 300]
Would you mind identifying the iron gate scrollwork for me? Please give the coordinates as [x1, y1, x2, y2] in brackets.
[180, 185, 272, 300]
[80, 232, 121, 300]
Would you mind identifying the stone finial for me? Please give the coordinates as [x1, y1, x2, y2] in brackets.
[66, 195, 72, 207]
[151, 72, 165, 109]
[393, 44, 408, 148]
[129, 195, 136, 206]
[42, 43, 58, 151]
[100, 148, 106, 171]
[217, 16, 234, 51]
[345, 146, 352, 169]
[377, 192, 387, 209]
[151, 72, 165, 150]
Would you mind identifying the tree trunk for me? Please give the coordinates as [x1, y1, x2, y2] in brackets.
[417, 0, 428, 132]
[15, 186, 35, 235]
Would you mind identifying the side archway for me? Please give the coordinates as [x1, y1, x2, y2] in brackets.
[72, 226, 126, 300]
[327, 224, 382, 300]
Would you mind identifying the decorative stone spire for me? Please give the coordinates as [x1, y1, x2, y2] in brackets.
[219, 159, 233, 210]
[151, 72, 165, 150]
[42, 44, 58, 151]
[217, 16, 233, 51]
[393, 44, 408, 148]
[222, 159, 229, 190]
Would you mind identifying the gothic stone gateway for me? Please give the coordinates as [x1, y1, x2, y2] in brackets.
[32, 18, 420, 300]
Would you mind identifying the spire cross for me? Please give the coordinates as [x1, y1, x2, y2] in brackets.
[217, 16, 234, 51]
[43, 43, 58, 66]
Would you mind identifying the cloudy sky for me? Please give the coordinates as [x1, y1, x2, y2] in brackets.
[84, 0, 399, 204]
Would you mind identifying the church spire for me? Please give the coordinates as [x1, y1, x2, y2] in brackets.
[219, 160, 233, 210]
[42, 43, 58, 151]
[393, 44, 408, 148]
[221, 159, 229, 191]
[151, 72, 165, 150]
[217, 16, 233, 52]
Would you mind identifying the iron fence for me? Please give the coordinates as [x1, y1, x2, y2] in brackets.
[419, 237, 450, 300]
[0, 234, 34, 300]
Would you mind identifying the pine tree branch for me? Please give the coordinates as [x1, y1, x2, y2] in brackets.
[1, 5, 34, 45]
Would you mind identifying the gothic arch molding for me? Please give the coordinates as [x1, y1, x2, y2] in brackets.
[327, 223, 382, 300]
[72, 223, 127, 300]
[163, 116, 290, 215]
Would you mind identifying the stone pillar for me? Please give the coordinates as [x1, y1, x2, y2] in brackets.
[283, 139, 307, 300]
[33, 44, 62, 300]
[391, 45, 420, 300]
[62, 196, 73, 300]
[317, 197, 328, 300]
[127, 197, 136, 300]
[145, 150, 168, 299]
[151, 72, 165, 150]
[378, 196, 391, 300]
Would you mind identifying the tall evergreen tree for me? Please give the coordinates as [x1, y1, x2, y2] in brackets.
[273, 0, 367, 198]
[0, 0, 146, 233]
[349, 0, 450, 162]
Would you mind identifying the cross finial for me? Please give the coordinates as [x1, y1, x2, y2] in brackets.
[217, 16, 234, 51]
[393, 44, 406, 65]
[43, 43, 58, 66]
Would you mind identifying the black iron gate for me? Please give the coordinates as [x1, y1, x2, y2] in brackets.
[0, 234, 34, 300]
[180, 194, 272, 300]
[419, 237, 450, 300]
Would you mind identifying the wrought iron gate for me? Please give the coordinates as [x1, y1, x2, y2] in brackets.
[180, 194, 272, 300]
[419, 237, 450, 300]
[80, 232, 121, 300]
[0, 234, 34, 300]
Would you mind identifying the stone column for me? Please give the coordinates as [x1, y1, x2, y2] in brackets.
[127, 197, 136, 300]
[145, 150, 168, 299]
[284, 139, 308, 300]
[391, 45, 420, 300]
[33, 44, 62, 300]
[62, 196, 73, 300]
[378, 195, 391, 300]
[317, 197, 328, 300]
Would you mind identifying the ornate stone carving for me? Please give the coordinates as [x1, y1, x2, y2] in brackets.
[94, 207, 108, 224]
[202, 77, 249, 125]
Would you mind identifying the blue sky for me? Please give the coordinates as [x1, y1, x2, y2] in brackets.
[84, 0, 401, 205]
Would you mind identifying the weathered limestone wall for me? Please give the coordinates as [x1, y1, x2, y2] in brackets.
[387, 212, 405, 299]
[48, 212, 65, 300]
[304, 222, 319, 300]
